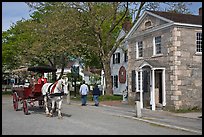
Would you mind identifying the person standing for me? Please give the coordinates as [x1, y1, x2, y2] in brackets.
[79, 80, 89, 106]
[92, 84, 100, 106]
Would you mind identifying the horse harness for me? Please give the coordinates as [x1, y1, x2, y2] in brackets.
[47, 81, 64, 98]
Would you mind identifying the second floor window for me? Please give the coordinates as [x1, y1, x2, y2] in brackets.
[113, 52, 120, 64]
[136, 41, 143, 58]
[154, 36, 161, 55]
[196, 32, 202, 53]
[138, 41, 143, 57]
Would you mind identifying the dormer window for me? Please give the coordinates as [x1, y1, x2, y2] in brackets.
[145, 20, 152, 29]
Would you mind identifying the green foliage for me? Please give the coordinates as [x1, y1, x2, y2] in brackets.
[98, 95, 123, 101]
[71, 94, 123, 102]
[169, 106, 201, 113]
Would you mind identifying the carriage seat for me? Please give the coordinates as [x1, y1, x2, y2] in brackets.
[33, 84, 43, 93]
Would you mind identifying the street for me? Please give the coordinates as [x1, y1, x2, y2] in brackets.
[2, 95, 197, 135]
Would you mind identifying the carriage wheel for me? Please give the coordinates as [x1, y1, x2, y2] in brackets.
[13, 92, 19, 111]
[23, 100, 29, 115]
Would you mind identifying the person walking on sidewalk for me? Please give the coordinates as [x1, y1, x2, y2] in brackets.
[92, 84, 100, 106]
[79, 80, 89, 106]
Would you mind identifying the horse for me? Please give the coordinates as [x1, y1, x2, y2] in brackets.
[41, 78, 68, 119]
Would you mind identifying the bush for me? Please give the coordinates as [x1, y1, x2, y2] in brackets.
[99, 95, 122, 101]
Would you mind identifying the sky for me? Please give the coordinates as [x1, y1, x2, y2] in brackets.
[2, 2, 202, 32]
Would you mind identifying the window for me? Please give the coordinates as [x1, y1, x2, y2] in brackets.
[113, 52, 120, 64]
[196, 32, 202, 53]
[136, 41, 143, 58]
[138, 41, 143, 57]
[145, 21, 152, 29]
[154, 36, 162, 55]
[113, 75, 118, 88]
[124, 50, 128, 62]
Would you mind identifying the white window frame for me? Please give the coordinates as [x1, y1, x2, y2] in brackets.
[196, 32, 202, 54]
[136, 41, 143, 59]
[113, 52, 120, 64]
[153, 36, 162, 56]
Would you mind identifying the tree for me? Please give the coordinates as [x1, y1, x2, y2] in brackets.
[69, 2, 193, 95]
[22, 2, 192, 94]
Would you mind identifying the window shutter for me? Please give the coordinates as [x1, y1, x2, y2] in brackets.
[118, 53, 120, 63]
[111, 76, 113, 86]
[113, 54, 115, 64]
[116, 75, 118, 88]
[132, 70, 136, 92]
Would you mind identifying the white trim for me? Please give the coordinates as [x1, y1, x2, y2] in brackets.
[195, 52, 202, 55]
[162, 69, 166, 106]
[153, 37, 156, 55]
[125, 11, 201, 42]
[140, 70, 143, 109]
[136, 42, 138, 59]
[195, 32, 202, 53]
[125, 10, 174, 40]
[173, 22, 202, 28]
[136, 71, 138, 92]
[125, 12, 147, 39]
[139, 62, 152, 69]
[146, 11, 173, 23]
[151, 69, 155, 110]
[126, 22, 173, 41]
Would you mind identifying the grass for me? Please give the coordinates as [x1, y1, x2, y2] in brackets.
[168, 106, 201, 113]
[71, 94, 123, 102]
[2, 91, 13, 95]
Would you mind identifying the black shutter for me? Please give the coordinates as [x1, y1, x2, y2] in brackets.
[116, 75, 118, 88]
[111, 76, 113, 86]
[132, 70, 136, 92]
[113, 54, 115, 64]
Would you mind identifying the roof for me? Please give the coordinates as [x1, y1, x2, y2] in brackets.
[145, 60, 165, 68]
[149, 10, 202, 25]
[140, 60, 166, 68]
[125, 10, 202, 40]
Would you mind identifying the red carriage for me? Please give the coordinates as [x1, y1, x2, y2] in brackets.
[12, 66, 57, 115]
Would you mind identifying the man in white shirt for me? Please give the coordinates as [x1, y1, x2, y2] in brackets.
[79, 80, 89, 106]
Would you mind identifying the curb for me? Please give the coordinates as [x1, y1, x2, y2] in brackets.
[100, 104, 202, 134]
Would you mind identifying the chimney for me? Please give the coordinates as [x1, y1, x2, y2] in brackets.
[122, 17, 132, 32]
[199, 7, 202, 16]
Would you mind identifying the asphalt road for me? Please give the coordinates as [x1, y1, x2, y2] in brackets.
[2, 95, 196, 135]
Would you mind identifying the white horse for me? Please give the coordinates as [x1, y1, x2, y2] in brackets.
[41, 78, 68, 118]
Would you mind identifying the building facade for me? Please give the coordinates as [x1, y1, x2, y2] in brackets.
[125, 9, 202, 110]
[110, 17, 132, 95]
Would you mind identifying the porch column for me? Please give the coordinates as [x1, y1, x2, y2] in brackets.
[140, 70, 143, 109]
[151, 69, 155, 110]
[162, 69, 166, 106]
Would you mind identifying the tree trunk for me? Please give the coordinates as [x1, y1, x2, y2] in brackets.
[58, 54, 66, 80]
[102, 57, 113, 95]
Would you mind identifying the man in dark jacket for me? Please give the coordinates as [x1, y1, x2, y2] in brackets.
[92, 84, 100, 106]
